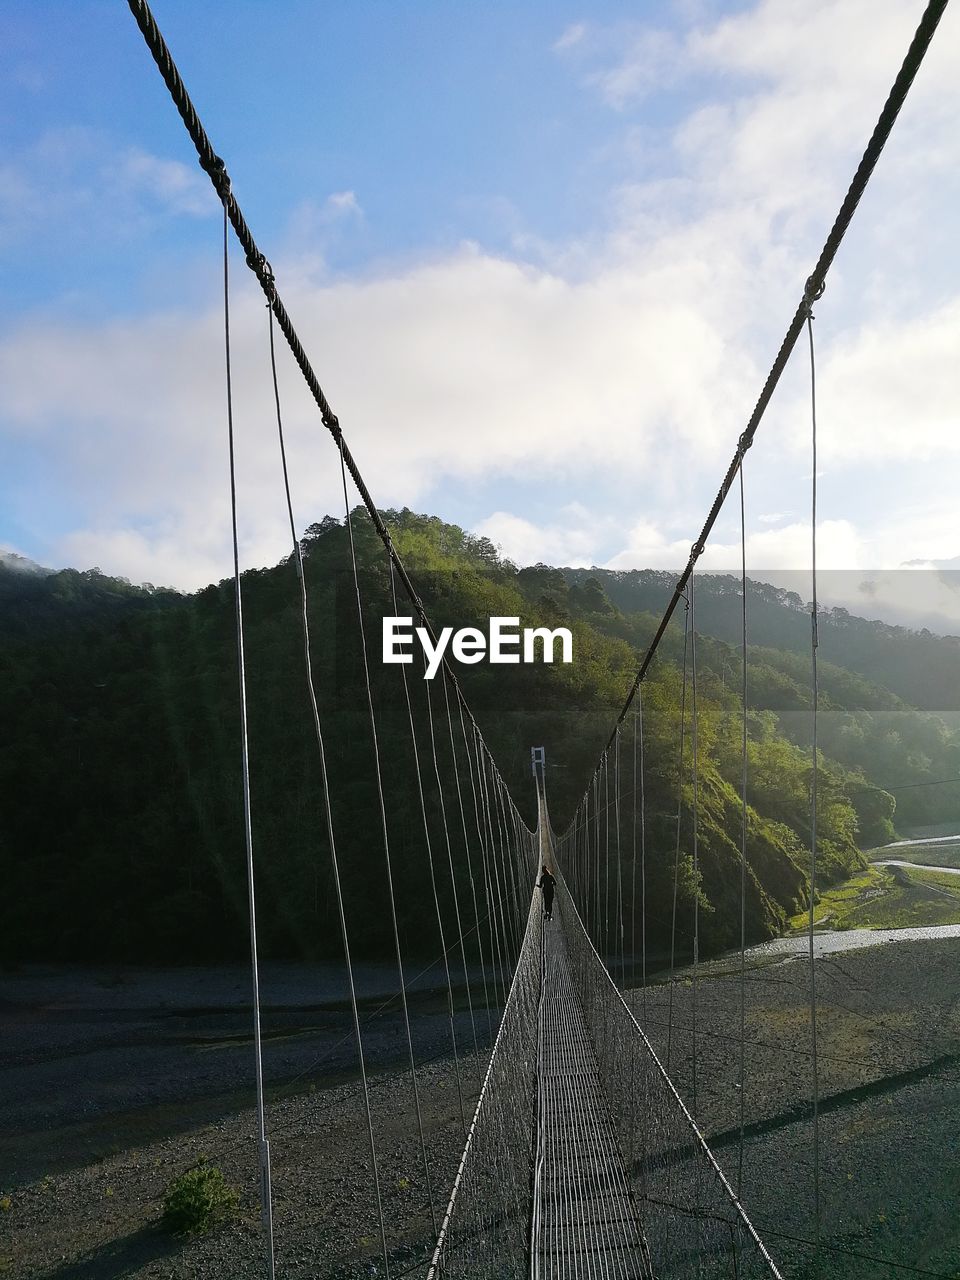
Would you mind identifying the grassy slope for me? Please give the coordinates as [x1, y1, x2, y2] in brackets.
[788, 861, 960, 931]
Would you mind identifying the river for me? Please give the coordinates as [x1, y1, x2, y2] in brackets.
[873, 858, 960, 875]
[747, 921, 960, 960]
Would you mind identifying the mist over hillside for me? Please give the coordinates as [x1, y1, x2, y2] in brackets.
[563, 565, 960, 713]
[0, 550, 52, 577]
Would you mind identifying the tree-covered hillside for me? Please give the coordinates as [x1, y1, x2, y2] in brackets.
[564, 566, 960, 830]
[2, 511, 958, 966]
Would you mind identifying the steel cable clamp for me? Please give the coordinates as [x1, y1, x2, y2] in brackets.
[803, 275, 826, 317]
[199, 153, 231, 201]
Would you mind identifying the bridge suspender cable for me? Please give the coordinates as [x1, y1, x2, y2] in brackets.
[617, 730, 626, 984]
[461, 715, 511, 1009]
[265, 295, 394, 1274]
[690, 570, 700, 1116]
[806, 295, 823, 1263]
[334, 449, 440, 1236]
[442, 672, 495, 1059]
[561, 0, 949, 1238]
[593, 771, 602, 947]
[666, 599, 690, 1071]
[389, 561, 469, 1138]
[737, 458, 749, 1198]
[603, 752, 611, 962]
[421, 665, 484, 1083]
[636, 692, 646, 1014]
[220, 198, 277, 1280]
[127, 7, 543, 1265]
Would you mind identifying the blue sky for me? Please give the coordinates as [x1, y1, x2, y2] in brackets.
[3, 1, 960, 626]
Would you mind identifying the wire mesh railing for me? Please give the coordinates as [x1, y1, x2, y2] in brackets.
[427, 895, 543, 1278]
[557, 876, 782, 1280]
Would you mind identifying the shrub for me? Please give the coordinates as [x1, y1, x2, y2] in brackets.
[161, 1160, 239, 1236]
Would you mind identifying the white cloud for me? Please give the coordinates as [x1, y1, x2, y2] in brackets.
[553, 22, 587, 53]
[474, 507, 611, 568]
[4, 1, 960, 591]
[0, 235, 774, 587]
[575, 0, 960, 248]
[118, 149, 212, 217]
[327, 191, 361, 216]
[56, 526, 222, 592]
[804, 299, 960, 463]
[279, 191, 366, 279]
[552, 19, 682, 108]
[287, 190, 363, 240]
[591, 30, 681, 109]
[605, 518, 864, 572]
[467, 504, 960, 632]
[0, 129, 214, 257]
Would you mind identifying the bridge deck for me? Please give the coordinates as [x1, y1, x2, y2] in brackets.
[533, 918, 653, 1279]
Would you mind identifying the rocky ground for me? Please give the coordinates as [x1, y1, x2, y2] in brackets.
[2, 936, 960, 1279]
[0, 961, 494, 1278]
[640, 934, 960, 1278]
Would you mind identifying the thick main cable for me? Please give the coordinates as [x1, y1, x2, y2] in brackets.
[563, 0, 948, 791]
[129, 0, 947, 855]
[125, 0, 518, 762]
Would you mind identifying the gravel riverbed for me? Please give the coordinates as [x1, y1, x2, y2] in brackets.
[2, 935, 959, 1278]
[638, 934, 960, 1278]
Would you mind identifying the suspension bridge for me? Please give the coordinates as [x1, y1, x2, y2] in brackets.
[109, 2, 952, 1276]
[426, 775, 779, 1279]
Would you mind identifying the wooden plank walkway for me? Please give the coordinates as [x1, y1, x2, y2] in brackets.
[532, 918, 653, 1279]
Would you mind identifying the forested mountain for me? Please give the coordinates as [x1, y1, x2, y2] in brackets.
[2, 511, 958, 966]
[561, 566, 960, 830]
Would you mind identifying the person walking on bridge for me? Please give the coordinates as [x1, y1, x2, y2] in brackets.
[538, 865, 556, 921]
